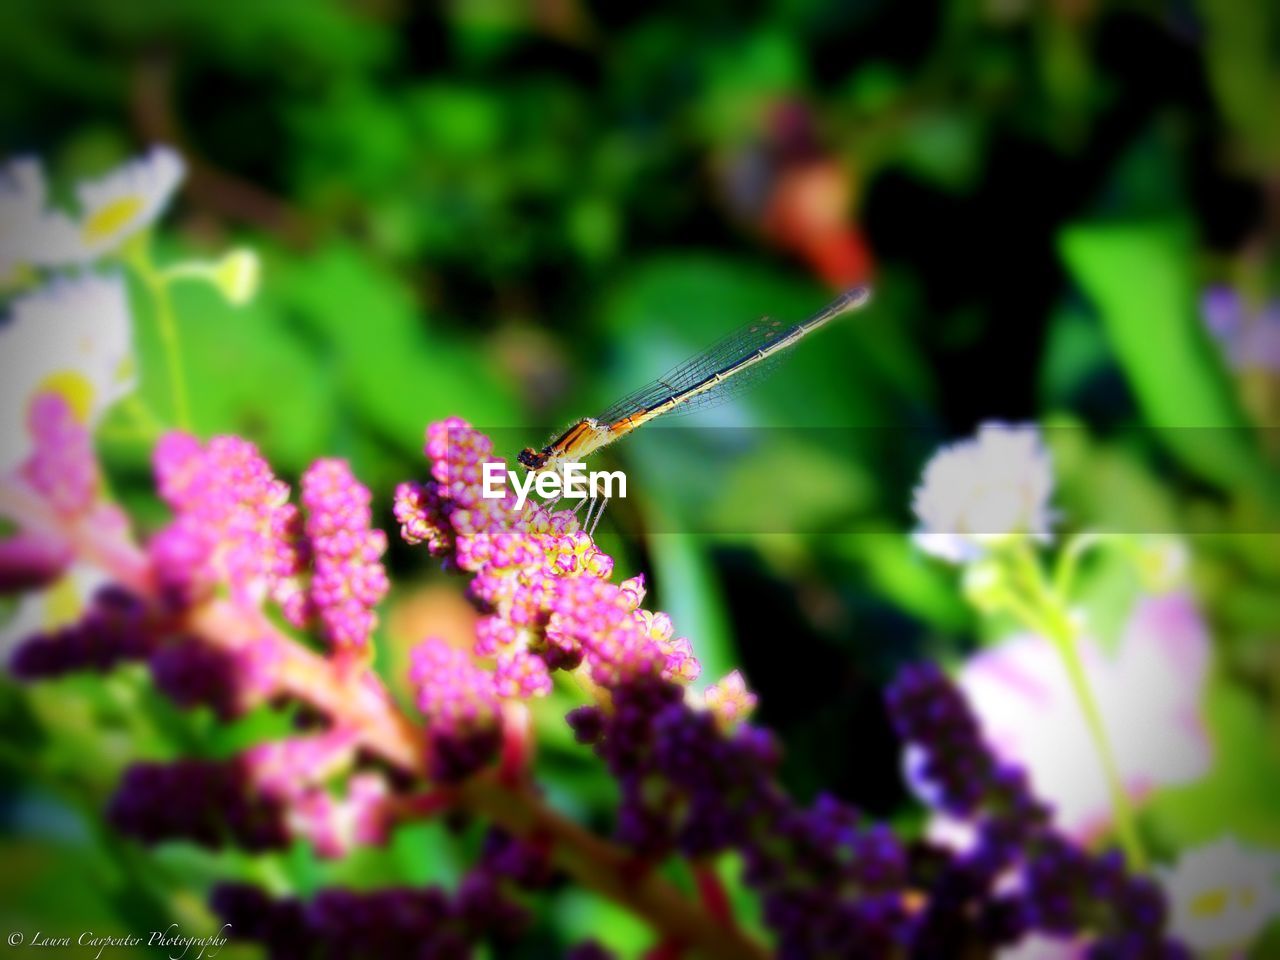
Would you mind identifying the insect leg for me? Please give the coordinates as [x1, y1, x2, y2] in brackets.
[587, 496, 609, 537]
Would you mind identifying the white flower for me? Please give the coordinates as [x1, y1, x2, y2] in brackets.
[0, 157, 84, 280]
[0, 146, 185, 274]
[995, 934, 1076, 960]
[912, 422, 1054, 563]
[0, 272, 135, 472]
[908, 593, 1212, 843]
[75, 145, 185, 256]
[1160, 837, 1280, 953]
[1132, 536, 1190, 593]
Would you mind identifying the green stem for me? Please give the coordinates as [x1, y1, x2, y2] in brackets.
[159, 261, 216, 283]
[126, 236, 191, 430]
[150, 275, 190, 430]
[1050, 616, 1146, 868]
[1052, 531, 1108, 600]
[1008, 543, 1147, 869]
[124, 394, 165, 431]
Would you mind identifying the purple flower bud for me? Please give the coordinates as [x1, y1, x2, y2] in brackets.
[411, 638, 502, 781]
[0, 530, 73, 591]
[9, 586, 154, 678]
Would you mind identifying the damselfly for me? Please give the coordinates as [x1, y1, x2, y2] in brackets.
[519, 285, 872, 531]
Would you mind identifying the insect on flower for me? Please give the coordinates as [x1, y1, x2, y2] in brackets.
[517, 286, 873, 532]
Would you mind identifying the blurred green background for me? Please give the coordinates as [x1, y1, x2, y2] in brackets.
[2, 1, 1279, 955]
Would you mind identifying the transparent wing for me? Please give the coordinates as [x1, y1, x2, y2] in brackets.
[630, 352, 790, 420]
[594, 286, 871, 427]
[595, 316, 795, 425]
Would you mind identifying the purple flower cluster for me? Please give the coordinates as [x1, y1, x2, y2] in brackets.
[570, 675, 913, 958]
[107, 730, 395, 858]
[15, 434, 393, 713]
[387, 420, 1190, 957]
[8, 580, 283, 720]
[0, 530, 73, 591]
[144, 436, 387, 650]
[148, 629, 283, 719]
[108, 759, 291, 851]
[888, 663, 1189, 959]
[211, 829, 550, 959]
[9, 585, 153, 677]
[5, 424, 405, 865]
[410, 637, 504, 781]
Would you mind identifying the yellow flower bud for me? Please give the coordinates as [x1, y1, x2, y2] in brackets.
[212, 247, 261, 306]
[1132, 537, 1189, 593]
[962, 560, 1008, 613]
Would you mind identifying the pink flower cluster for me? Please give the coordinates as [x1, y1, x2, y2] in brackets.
[0, 392, 136, 593]
[150, 432, 304, 611]
[411, 638, 501, 735]
[148, 436, 388, 654]
[394, 418, 721, 760]
[241, 729, 394, 858]
[301, 459, 390, 656]
[20, 393, 99, 517]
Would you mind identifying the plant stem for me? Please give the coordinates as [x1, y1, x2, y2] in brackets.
[124, 395, 166, 434]
[1008, 543, 1146, 869]
[1052, 531, 1107, 599]
[1050, 616, 1147, 869]
[10, 493, 769, 954]
[126, 237, 191, 430]
[188, 601, 769, 960]
[149, 274, 191, 430]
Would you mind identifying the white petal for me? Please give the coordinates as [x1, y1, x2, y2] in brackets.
[0, 272, 135, 472]
[912, 422, 1054, 561]
[74, 145, 186, 254]
[0, 156, 90, 271]
[1161, 836, 1280, 951]
[944, 592, 1212, 840]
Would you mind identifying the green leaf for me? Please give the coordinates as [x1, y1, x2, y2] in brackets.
[1196, 0, 1280, 164]
[271, 244, 517, 448]
[1145, 679, 1280, 848]
[1059, 222, 1276, 505]
[646, 526, 735, 690]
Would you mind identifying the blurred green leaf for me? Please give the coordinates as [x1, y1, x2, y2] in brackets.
[1146, 678, 1280, 847]
[272, 244, 517, 442]
[1197, 0, 1280, 164]
[1060, 222, 1277, 505]
[829, 536, 971, 634]
[646, 527, 735, 690]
